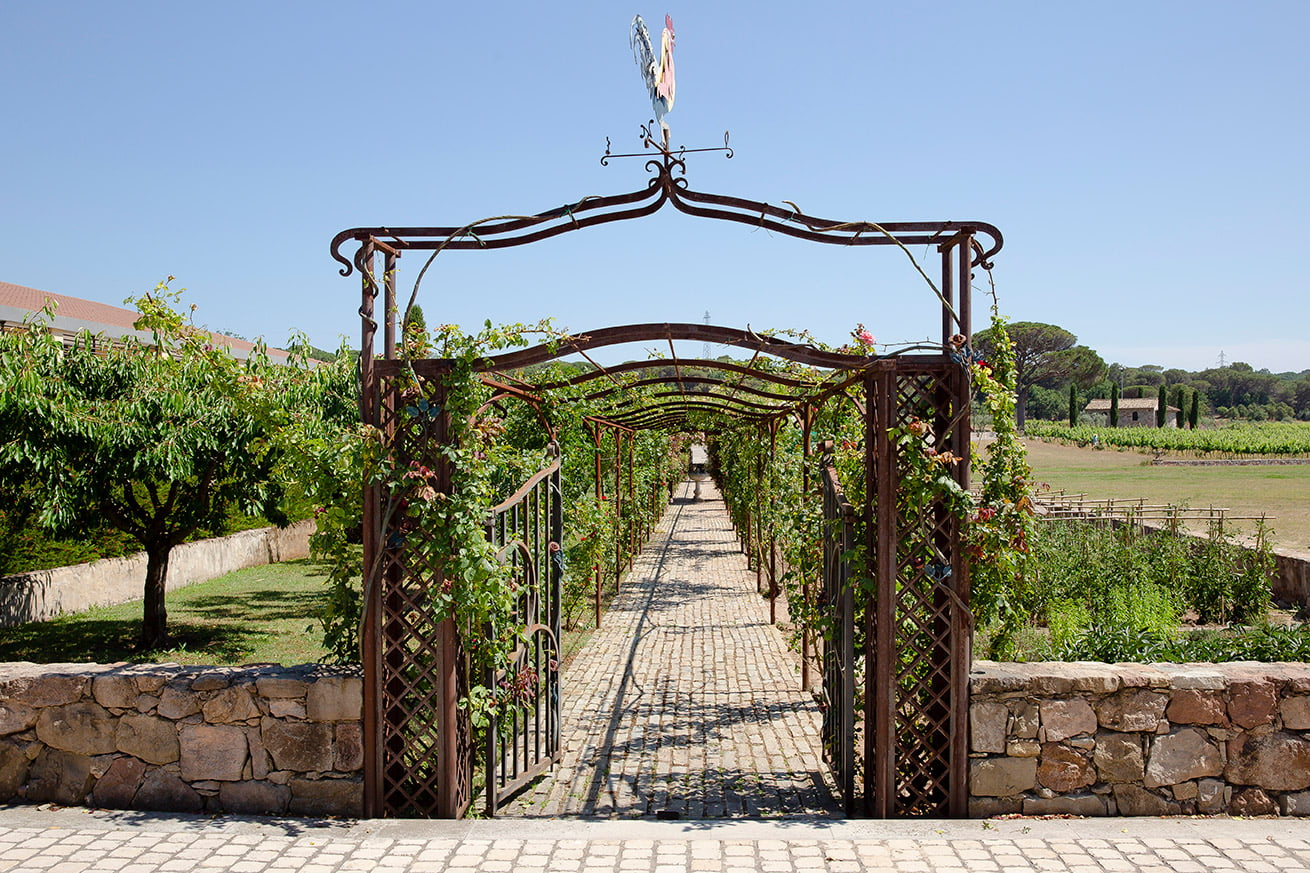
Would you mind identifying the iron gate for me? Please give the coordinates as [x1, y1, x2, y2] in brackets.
[484, 450, 563, 814]
[819, 444, 856, 813]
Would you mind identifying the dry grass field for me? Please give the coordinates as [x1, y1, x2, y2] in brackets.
[995, 438, 1310, 552]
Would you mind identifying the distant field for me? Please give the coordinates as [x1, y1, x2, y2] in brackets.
[993, 439, 1310, 552]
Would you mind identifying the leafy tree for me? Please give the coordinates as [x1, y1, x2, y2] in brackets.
[0, 282, 291, 648]
[1109, 383, 1120, 427]
[973, 322, 1106, 429]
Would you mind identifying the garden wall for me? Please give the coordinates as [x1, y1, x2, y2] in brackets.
[0, 662, 361, 816]
[0, 520, 315, 628]
[971, 660, 1310, 816]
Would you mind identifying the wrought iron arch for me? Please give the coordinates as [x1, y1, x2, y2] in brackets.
[341, 146, 997, 820]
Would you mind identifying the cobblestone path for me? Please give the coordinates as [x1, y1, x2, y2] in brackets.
[504, 481, 841, 818]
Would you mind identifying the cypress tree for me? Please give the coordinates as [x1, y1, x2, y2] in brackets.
[1189, 391, 1200, 429]
[1068, 383, 1078, 427]
[1174, 386, 1186, 428]
[1110, 383, 1120, 428]
[1157, 384, 1167, 427]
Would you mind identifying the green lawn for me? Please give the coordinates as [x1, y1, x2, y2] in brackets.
[1014, 438, 1310, 551]
[0, 559, 331, 666]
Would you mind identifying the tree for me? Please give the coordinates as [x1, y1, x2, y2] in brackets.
[1157, 384, 1168, 427]
[1173, 386, 1186, 428]
[1068, 383, 1078, 427]
[973, 321, 1106, 429]
[0, 282, 291, 648]
[1189, 391, 1200, 428]
[1109, 383, 1120, 428]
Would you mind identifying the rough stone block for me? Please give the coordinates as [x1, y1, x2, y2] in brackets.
[1112, 783, 1180, 816]
[1037, 744, 1095, 793]
[0, 701, 38, 737]
[35, 702, 117, 756]
[256, 676, 309, 699]
[1281, 695, 1310, 730]
[1231, 786, 1277, 816]
[202, 686, 261, 724]
[1040, 698, 1096, 742]
[1022, 792, 1106, 816]
[190, 672, 230, 692]
[1166, 689, 1227, 726]
[91, 756, 146, 809]
[91, 675, 139, 710]
[306, 676, 363, 722]
[1011, 702, 1039, 739]
[1096, 688, 1167, 732]
[1229, 677, 1278, 729]
[1282, 790, 1310, 816]
[1144, 728, 1222, 787]
[263, 720, 333, 772]
[970, 702, 1008, 753]
[1172, 780, 1198, 800]
[116, 715, 179, 765]
[1226, 730, 1310, 791]
[157, 686, 201, 720]
[179, 723, 248, 781]
[218, 780, 290, 815]
[969, 757, 1037, 797]
[968, 795, 1022, 817]
[135, 768, 203, 813]
[26, 748, 94, 805]
[1007, 739, 1040, 758]
[269, 699, 306, 719]
[0, 742, 30, 800]
[24, 674, 88, 707]
[1197, 778, 1227, 813]
[288, 777, 363, 816]
[335, 723, 363, 772]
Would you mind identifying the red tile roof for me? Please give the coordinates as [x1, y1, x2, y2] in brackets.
[0, 280, 289, 360]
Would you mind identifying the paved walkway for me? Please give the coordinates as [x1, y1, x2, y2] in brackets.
[2, 806, 1308, 872]
[505, 481, 839, 818]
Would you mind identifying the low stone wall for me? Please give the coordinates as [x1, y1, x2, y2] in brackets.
[0, 520, 315, 628]
[0, 662, 361, 817]
[971, 661, 1310, 816]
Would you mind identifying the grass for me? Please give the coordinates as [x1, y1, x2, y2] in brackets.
[1014, 438, 1310, 551]
[0, 559, 331, 666]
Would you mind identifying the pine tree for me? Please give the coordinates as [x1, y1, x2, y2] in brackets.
[1110, 383, 1120, 428]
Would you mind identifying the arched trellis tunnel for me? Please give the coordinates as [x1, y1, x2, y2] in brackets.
[333, 147, 1003, 819]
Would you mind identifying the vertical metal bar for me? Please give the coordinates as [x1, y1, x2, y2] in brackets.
[626, 431, 635, 566]
[433, 394, 461, 819]
[801, 408, 812, 692]
[941, 242, 955, 347]
[357, 242, 382, 818]
[614, 428, 622, 592]
[551, 464, 564, 757]
[768, 421, 778, 625]
[593, 423, 602, 628]
[383, 251, 398, 361]
[949, 235, 975, 817]
[870, 366, 897, 818]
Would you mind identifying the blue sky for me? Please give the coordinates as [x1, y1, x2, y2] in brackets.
[3, 2, 1307, 372]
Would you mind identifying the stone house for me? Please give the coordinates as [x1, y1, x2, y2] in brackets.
[1084, 397, 1180, 428]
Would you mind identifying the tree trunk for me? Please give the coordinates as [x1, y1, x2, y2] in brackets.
[1016, 385, 1030, 431]
[141, 543, 171, 649]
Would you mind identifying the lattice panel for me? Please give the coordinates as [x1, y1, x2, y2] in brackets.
[371, 370, 473, 818]
[864, 362, 970, 818]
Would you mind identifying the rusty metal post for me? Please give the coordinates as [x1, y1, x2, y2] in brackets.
[801, 406, 813, 691]
[613, 427, 623, 592]
[626, 431, 635, 566]
[869, 366, 897, 818]
[593, 422, 603, 629]
[754, 436, 763, 593]
[383, 251, 398, 360]
[949, 233, 975, 817]
[768, 420, 778, 625]
[357, 241, 382, 818]
[941, 239, 955, 348]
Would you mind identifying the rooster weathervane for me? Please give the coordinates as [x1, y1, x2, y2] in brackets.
[630, 13, 676, 149]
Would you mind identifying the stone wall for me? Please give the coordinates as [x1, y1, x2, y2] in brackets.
[971, 661, 1310, 816]
[0, 662, 361, 817]
[0, 520, 315, 628]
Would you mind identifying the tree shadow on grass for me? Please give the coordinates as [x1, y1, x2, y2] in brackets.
[182, 588, 324, 623]
[0, 616, 270, 664]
